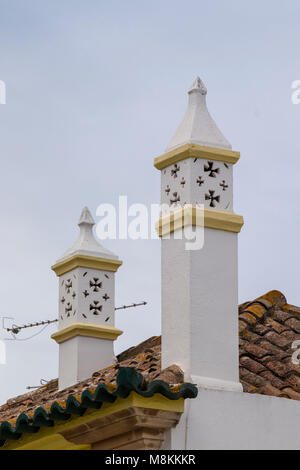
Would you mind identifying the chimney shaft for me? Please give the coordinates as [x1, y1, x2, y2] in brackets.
[155, 78, 244, 391]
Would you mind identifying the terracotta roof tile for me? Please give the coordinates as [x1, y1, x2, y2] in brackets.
[0, 367, 198, 448]
[240, 356, 266, 374]
[264, 331, 292, 348]
[239, 290, 300, 401]
[256, 340, 289, 360]
[280, 388, 300, 401]
[2, 288, 300, 426]
[239, 368, 266, 388]
[241, 342, 269, 359]
[285, 317, 300, 333]
[259, 370, 286, 390]
[259, 383, 283, 398]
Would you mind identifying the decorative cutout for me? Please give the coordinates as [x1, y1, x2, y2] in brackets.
[171, 164, 180, 178]
[65, 279, 72, 293]
[165, 185, 170, 195]
[105, 317, 110, 322]
[105, 274, 109, 279]
[72, 292, 76, 299]
[89, 301, 102, 315]
[224, 163, 229, 169]
[170, 192, 180, 204]
[83, 272, 87, 277]
[219, 180, 228, 191]
[82, 313, 87, 319]
[204, 161, 220, 177]
[65, 302, 72, 317]
[89, 278, 102, 292]
[196, 176, 204, 187]
[61, 297, 65, 304]
[205, 190, 220, 208]
[83, 290, 89, 298]
[180, 177, 186, 187]
[103, 293, 110, 301]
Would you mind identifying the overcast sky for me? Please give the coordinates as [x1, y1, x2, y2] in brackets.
[0, 0, 300, 403]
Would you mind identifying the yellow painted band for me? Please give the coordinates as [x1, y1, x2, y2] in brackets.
[14, 434, 91, 451]
[156, 206, 244, 236]
[3, 393, 184, 450]
[51, 322, 123, 344]
[51, 254, 123, 277]
[153, 143, 240, 170]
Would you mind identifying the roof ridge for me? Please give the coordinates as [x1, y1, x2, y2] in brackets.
[239, 290, 287, 335]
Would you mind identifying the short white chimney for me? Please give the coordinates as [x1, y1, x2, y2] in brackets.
[51, 207, 123, 390]
[154, 78, 244, 392]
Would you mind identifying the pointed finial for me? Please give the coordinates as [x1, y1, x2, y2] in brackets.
[188, 76, 207, 95]
[165, 76, 232, 151]
[78, 206, 95, 226]
[56, 206, 118, 262]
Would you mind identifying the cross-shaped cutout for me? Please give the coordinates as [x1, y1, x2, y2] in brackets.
[197, 176, 204, 187]
[220, 180, 228, 191]
[65, 302, 72, 317]
[170, 192, 180, 204]
[171, 164, 180, 178]
[180, 177, 186, 187]
[165, 185, 170, 195]
[103, 293, 110, 301]
[90, 301, 102, 315]
[204, 161, 220, 177]
[205, 190, 220, 207]
[90, 278, 102, 292]
[83, 290, 89, 298]
[65, 279, 72, 293]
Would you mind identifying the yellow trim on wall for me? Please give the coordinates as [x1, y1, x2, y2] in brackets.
[153, 143, 240, 170]
[15, 434, 91, 451]
[51, 254, 122, 277]
[156, 206, 244, 236]
[2, 393, 184, 450]
[51, 322, 123, 344]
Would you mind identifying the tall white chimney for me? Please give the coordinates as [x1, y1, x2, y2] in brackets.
[154, 78, 244, 392]
[51, 207, 123, 390]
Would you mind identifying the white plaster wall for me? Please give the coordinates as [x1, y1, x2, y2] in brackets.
[162, 227, 239, 384]
[58, 335, 115, 390]
[165, 389, 300, 450]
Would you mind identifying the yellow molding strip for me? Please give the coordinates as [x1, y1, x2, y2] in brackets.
[14, 434, 91, 451]
[153, 143, 240, 170]
[156, 206, 244, 236]
[3, 393, 184, 450]
[51, 322, 123, 344]
[51, 254, 123, 277]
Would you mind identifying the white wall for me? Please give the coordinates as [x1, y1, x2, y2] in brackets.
[162, 227, 240, 386]
[164, 389, 300, 450]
